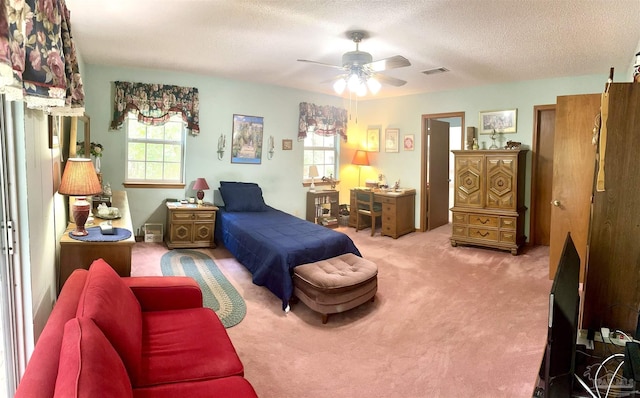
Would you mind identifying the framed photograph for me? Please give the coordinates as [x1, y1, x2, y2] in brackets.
[385, 128, 399, 153]
[403, 134, 414, 151]
[231, 114, 264, 164]
[282, 139, 292, 150]
[367, 128, 380, 152]
[479, 109, 517, 134]
[48, 115, 60, 149]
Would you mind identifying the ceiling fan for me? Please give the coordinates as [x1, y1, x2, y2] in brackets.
[297, 30, 411, 96]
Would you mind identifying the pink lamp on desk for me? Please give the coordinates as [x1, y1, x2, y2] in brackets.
[193, 178, 210, 203]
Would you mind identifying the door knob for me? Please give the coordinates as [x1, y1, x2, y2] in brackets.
[551, 200, 561, 207]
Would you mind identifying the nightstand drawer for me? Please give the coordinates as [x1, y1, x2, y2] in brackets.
[469, 215, 499, 228]
[172, 212, 195, 221]
[468, 227, 498, 242]
[195, 211, 216, 221]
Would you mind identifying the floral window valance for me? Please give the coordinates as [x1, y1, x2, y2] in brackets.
[0, 0, 85, 115]
[298, 102, 348, 142]
[110, 81, 200, 136]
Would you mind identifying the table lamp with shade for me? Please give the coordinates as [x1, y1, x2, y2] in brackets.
[308, 165, 319, 192]
[351, 150, 370, 188]
[58, 158, 103, 236]
[193, 178, 210, 203]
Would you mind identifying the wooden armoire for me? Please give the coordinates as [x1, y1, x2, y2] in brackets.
[582, 83, 640, 333]
[450, 149, 528, 255]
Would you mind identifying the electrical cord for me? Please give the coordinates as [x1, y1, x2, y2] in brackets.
[605, 360, 625, 398]
[594, 353, 624, 398]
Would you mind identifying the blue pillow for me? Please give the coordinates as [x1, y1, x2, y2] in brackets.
[219, 185, 267, 212]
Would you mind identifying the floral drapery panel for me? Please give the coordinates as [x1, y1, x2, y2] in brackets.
[0, 0, 84, 115]
[110, 81, 200, 136]
[298, 102, 348, 142]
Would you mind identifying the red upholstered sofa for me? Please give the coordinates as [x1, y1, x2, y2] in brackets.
[15, 258, 257, 398]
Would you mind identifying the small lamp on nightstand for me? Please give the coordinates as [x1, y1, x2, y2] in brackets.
[308, 165, 319, 192]
[58, 158, 103, 236]
[193, 178, 210, 204]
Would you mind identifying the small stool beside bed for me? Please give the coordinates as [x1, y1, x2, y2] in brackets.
[292, 253, 378, 324]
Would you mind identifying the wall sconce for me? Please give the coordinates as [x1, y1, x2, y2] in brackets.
[267, 135, 275, 159]
[217, 134, 226, 160]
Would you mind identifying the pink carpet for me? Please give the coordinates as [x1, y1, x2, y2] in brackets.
[132, 224, 551, 397]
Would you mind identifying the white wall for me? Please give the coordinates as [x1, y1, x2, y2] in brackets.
[83, 63, 617, 238]
[83, 65, 346, 234]
[348, 74, 609, 233]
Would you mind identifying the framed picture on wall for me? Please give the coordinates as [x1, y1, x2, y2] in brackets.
[403, 134, 414, 151]
[479, 109, 517, 134]
[367, 127, 380, 152]
[385, 128, 399, 152]
[231, 114, 264, 164]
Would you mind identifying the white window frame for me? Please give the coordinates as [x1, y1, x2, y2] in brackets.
[303, 131, 339, 183]
[124, 112, 186, 186]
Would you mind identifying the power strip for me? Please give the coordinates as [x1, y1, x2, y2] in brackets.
[577, 328, 634, 349]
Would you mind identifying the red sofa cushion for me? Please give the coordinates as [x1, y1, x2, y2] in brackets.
[137, 308, 244, 387]
[123, 276, 203, 311]
[53, 317, 133, 398]
[133, 376, 258, 398]
[76, 259, 143, 384]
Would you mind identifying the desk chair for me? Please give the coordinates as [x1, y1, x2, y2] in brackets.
[355, 190, 382, 236]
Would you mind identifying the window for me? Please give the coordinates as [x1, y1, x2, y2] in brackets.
[303, 132, 338, 180]
[125, 112, 186, 184]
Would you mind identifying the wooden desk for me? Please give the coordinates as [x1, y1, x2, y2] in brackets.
[349, 189, 416, 239]
[59, 191, 135, 293]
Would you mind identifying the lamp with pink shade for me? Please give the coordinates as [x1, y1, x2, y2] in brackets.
[193, 178, 210, 203]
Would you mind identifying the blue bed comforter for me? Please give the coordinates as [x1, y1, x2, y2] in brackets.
[215, 206, 361, 309]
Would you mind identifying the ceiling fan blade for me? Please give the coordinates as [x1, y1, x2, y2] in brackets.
[320, 74, 348, 84]
[367, 55, 411, 72]
[373, 74, 407, 87]
[297, 59, 345, 70]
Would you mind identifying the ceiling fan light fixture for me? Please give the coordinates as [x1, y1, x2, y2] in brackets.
[347, 73, 361, 92]
[367, 77, 381, 94]
[333, 78, 346, 94]
[356, 82, 368, 97]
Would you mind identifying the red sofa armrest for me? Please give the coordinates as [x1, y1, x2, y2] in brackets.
[122, 276, 203, 311]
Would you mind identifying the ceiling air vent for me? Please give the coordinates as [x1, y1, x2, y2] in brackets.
[422, 67, 450, 75]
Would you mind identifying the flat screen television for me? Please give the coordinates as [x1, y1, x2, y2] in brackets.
[537, 232, 581, 398]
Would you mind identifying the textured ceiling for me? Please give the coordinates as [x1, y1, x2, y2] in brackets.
[65, 0, 640, 99]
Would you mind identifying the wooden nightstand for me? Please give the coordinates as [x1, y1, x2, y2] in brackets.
[165, 203, 218, 249]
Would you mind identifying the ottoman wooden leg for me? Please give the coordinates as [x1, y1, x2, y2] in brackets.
[322, 314, 328, 324]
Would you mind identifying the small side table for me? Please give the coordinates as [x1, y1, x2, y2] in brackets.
[165, 203, 218, 249]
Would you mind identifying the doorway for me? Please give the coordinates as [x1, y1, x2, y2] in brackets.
[530, 104, 556, 246]
[420, 112, 465, 232]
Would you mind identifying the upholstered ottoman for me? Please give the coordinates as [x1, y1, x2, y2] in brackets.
[293, 253, 378, 324]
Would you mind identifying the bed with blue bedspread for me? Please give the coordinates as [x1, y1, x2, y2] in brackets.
[214, 182, 361, 310]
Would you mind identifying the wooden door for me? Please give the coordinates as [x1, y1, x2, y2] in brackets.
[548, 94, 599, 282]
[530, 105, 556, 246]
[427, 119, 450, 230]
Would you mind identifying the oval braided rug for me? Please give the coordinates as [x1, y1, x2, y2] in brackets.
[160, 249, 246, 328]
